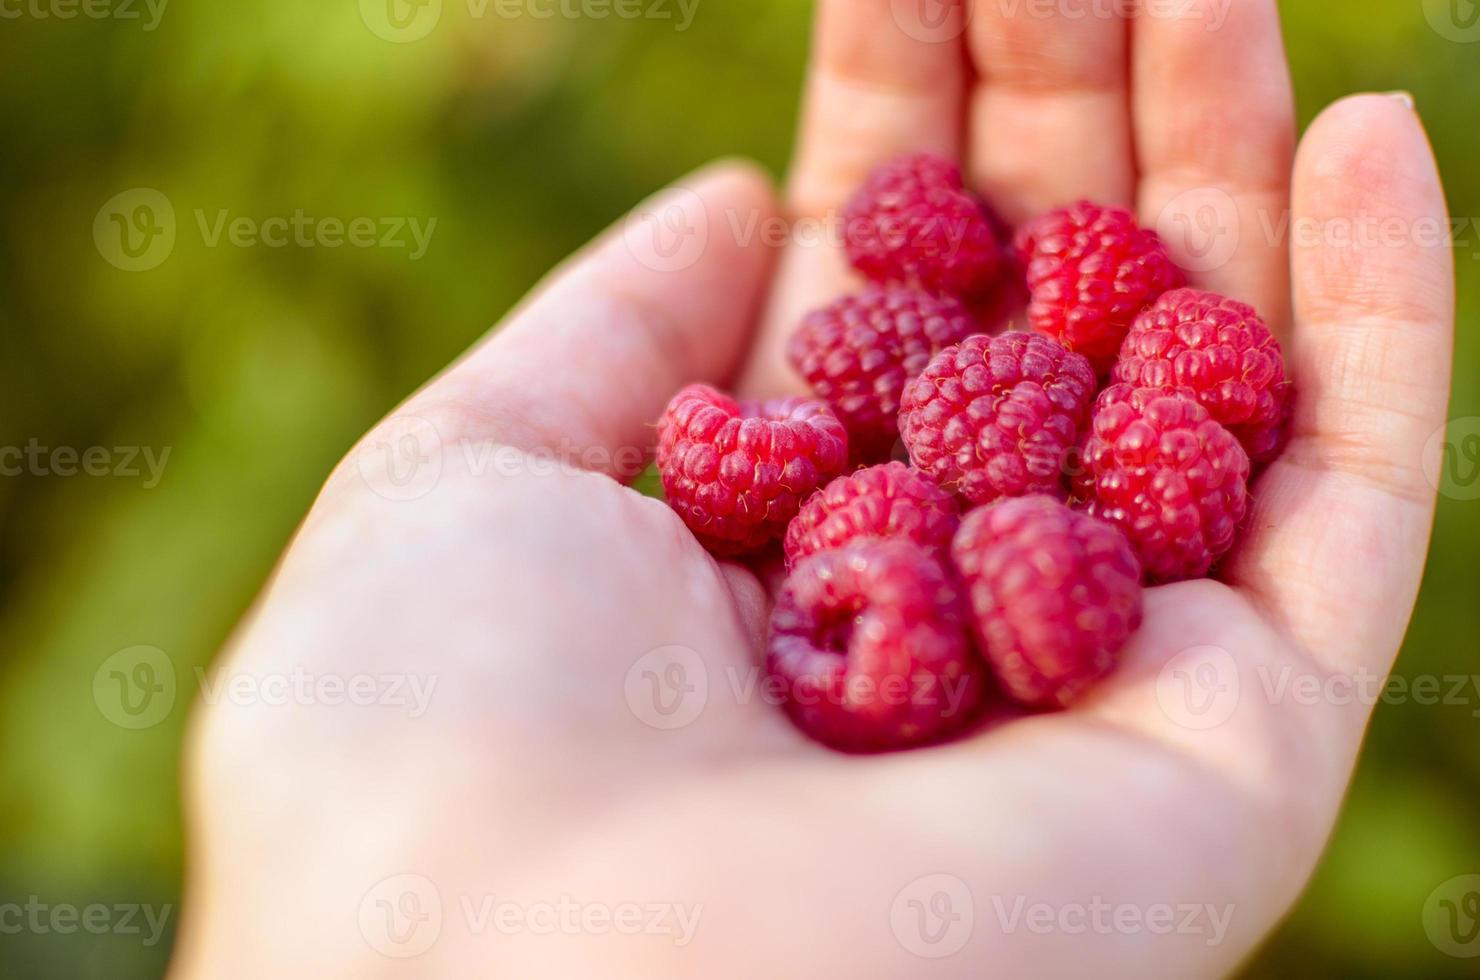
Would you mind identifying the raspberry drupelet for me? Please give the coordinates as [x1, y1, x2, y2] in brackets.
[951, 495, 1143, 708]
[788, 284, 976, 461]
[1015, 201, 1184, 373]
[656, 384, 848, 556]
[1114, 288, 1291, 463]
[843, 153, 1003, 302]
[767, 540, 987, 752]
[783, 462, 960, 570]
[899, 332, 1097, 505]
[1073, 384, 1250, 582]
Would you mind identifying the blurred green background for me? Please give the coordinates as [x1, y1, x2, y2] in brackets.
[0, 1, 1476, 976]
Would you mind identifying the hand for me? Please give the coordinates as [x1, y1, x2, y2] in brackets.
[171, 2, 1454, 976]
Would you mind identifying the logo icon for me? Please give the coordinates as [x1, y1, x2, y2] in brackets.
[622, 187, 709, 273]
[359, 873, 444, 958]
[1156, 645, 1240, 730]
[624, 645, 708, 730]
[1422, 417, 1480, 501]
[93, 646, 176, 729]
[890, 0, 970, 44]
[891, 873, 973, 958]
[1423, 874, 1480, 958]
[1153, 186, 1240, 274]
[356, 415, 444, 502]
[1424, 0, 1480, 42]
[360, 0, 443, 43]
[94, 189, 176, 272]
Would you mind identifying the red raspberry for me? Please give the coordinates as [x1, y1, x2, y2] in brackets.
[951, 496, 1143, 708]
[1015, 201, 1183, 373]
[1073, 385, 1250, 582]
[899, 332, 1096, 505]
[783, 462, 960, 570]
[1113, 288, 1292, 463]
[843, 153, 1002, 301]
[767, 540, 986, 752]
[656, 384, 848, 556]
[787, 285, 976, 460]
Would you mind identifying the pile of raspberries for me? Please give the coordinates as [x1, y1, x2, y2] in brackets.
[656, 153, 1291, 753]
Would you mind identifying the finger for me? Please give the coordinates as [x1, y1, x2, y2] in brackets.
[1226, 94, 1455, 675]
[787, 0, 968, 219]
[1133, 0, 1296, 334]
[966, 0, 1134, 225]
[743, 0, 970, 398]
[374, 162, 779, 480]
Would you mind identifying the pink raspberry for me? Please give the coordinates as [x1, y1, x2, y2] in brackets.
[767, 540, 987, 752]
[788, 285, 976, 460]
[656, 384, 848, 556]
[1015, 201, 1183, 374]
[1113, 288, 1292, 463]
[783, 462, 960, 570]
[951, 495, 1143, 708]
[899, 332, 1097, 505]
[1073, 385, 1250, 582]
[843, 153, 1002, 301]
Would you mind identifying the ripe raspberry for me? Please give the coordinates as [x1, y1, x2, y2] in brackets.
[843, 153, 1002, 301]
[1016, 201, 1183, 373]
[784, 462, 960, 570]
[657, 384, 848, 556]
[767, 540, 986, 752]
[787, 285, 976, 460]
[1113, 288, 1292, 463]
[1073, 385, 1250, 582]
[899, 332, 1096, 505]
[951, 496, 1143, 708]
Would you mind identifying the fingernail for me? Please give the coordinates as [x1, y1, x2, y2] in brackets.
[1386, 90, 1416, 110]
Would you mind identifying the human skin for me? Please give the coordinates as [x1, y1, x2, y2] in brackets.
[169, 1, 1455, 977]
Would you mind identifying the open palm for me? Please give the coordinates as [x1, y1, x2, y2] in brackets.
[173, 2, 1454, 977]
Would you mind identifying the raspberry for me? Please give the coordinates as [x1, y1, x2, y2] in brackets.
[951, 496, 1143, 708]
[783, 462, 960, 570]
[656, 384, 848, 556]
[1072, 385, 1250, 582]
[899, 332, 1096, 505]
[767, 540, 986, 752]
[1113, 288, 1292, 463]
[843, 153, 1002, 301]
[787, 285, 976, 460]
[1015, 201, 1183, 373]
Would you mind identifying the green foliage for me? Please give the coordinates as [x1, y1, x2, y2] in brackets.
[0, 1, 1475, 976]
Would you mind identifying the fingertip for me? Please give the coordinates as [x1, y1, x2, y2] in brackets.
[679, 157, 781, 224]
[1296, 92, 1432, 180]
[648, 157, 783, 280]
[1293, 91, 1451, 327]
[595, 156, 781, 302]
[694, 156, 779, 196]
